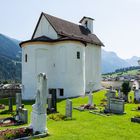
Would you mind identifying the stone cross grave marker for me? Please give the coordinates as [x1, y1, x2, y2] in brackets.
[118, 88, 123, 98]
[66, 99, 72, 118]
[88, 81, 94, 106]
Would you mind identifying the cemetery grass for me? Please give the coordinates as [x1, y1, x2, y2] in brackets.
[0, 91, 140, 140]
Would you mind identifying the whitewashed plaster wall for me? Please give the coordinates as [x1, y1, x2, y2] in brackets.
[85, 44, 101, 92]
[22, 41, 85, 99]
[33, 15, 58, 39]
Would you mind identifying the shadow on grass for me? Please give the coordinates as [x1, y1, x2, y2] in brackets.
[22, 99, 67, 104]
[0, 109, 14, 115]
[114, 112, 127, 116]
[64, 118, 76, 121]
[22, 100, 35, 105]
[57, 96, 81, 103]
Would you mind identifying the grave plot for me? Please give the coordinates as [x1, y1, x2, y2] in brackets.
[0, 127, 33, 140]
[0, 73, 48, 139]
[74, 93, 98, 111]
[48, 99, 73, 121]
[74, 82, 98, 111]
[104, 89, 125, 114]
[131, 106, 140, 124]
[0, 93, 28, 127]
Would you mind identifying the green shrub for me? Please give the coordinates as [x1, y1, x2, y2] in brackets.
[49, 113, 66, 121]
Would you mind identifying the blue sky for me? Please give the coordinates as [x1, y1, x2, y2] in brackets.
[0, 0, 140, 59]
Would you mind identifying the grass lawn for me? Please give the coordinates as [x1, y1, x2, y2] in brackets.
[1, 90, 140, 140]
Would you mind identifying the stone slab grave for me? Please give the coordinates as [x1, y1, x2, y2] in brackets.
[105, 89, 125, 114]
[109, 98, 124, 114]
[73, 94, 97, 111]
[65, 99, 72, 118]
[47, 89, 57, 113]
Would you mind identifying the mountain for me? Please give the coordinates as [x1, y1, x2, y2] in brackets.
[102, 49, 140, 74]
[0, 34, 21, 82]
[126, 56, 140, 66]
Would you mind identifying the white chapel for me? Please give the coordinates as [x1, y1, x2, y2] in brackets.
[20, 12, 104, 100]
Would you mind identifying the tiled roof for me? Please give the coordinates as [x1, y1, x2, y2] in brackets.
[42, 13, 104, 46]
[20, 12, 104, 46]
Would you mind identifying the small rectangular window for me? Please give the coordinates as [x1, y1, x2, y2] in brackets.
[85, 21, 88, 27]
[25, 54, 27, 62]
[77, 51, 80, 59]
[59, 89, 64, 96]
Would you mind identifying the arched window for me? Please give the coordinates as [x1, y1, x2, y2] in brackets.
[25, 54, 28, 62]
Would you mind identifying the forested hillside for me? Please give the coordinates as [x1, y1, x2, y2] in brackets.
[0, 34, 21, 82]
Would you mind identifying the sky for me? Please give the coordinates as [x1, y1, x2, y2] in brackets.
[0, 0, 140, 59]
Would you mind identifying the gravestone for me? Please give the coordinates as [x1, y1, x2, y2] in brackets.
[110, 98, 124, 114]
[16, 93, 22, 111]
[47, 89, 57, 113]
[8, 97, 13, 112]
[18, 107, 28, 124]
[47, 94, 52, 111]
[66, 99, 72, 118]
[88, 94, 93, 106]
[30, 73, 47, 133]
[105, 90, 125, 114]
[51, 89, 57, 112]
[134, 89, 140, 102]
[105, 90, 116, 111]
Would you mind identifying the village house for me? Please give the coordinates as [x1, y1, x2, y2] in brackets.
[20, 12, 104, 100]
